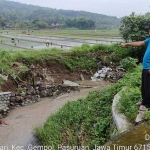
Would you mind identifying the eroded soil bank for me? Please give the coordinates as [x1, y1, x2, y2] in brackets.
[0, 80, 111, 148]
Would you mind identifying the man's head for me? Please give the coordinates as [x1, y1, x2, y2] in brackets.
[144, 25, 150, 35]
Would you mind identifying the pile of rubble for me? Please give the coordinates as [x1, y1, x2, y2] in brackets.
[0, 62, 126, 117]
[91, 66, 126, 82]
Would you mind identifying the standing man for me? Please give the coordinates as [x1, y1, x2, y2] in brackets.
[120, 25, 150, 111]
[46, 39, 50, 46]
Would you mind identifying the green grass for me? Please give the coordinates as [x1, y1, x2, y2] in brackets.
[35, 85, 119, 148]
[117, 65, 142, 122]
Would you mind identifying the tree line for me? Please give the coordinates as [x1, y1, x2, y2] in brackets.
[65, 18, 95, 29]
[0, 0, 120, 29]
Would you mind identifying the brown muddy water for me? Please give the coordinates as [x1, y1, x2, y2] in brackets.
[0, 80, 111, 148]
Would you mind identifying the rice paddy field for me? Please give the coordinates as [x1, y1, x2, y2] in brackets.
[0, 29, 123, 51]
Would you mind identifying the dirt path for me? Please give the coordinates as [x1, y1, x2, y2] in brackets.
[0, 80, 111, 148]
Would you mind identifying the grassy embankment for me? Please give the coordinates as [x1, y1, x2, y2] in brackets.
[0, 42, 129, 84]
[30, 44, 145, 147]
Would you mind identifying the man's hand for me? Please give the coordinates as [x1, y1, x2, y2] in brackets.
[120, 41, 145, 48]
[120, 43, 126, 48]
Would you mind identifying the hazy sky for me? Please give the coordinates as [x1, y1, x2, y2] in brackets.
[9, 0, 150, 18]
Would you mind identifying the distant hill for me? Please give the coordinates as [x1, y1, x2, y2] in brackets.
[0, 0, 121, 29]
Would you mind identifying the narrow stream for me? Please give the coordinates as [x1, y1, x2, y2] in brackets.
[0, 80, 111, 148]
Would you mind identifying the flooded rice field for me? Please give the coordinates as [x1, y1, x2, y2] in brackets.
[0, 33, 123, 50]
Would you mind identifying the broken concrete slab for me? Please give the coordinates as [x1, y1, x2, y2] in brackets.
[0, 74, 8, 81]
[63, 80, 80, 87]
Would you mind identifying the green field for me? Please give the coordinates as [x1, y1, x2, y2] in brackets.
[0, 29, 122, 51]
[0, 29, 121, 40]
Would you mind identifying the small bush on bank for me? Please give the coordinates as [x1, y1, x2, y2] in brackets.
[119, 57, 138, 71]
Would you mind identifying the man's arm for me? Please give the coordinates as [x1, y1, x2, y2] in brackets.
[120, 41, 145, 48]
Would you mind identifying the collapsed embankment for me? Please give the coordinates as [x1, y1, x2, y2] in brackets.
[0, 44, 128, 118]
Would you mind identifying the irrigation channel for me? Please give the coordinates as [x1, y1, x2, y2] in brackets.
[0, 33, 123, 50]
[0, 80, 111, 148]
